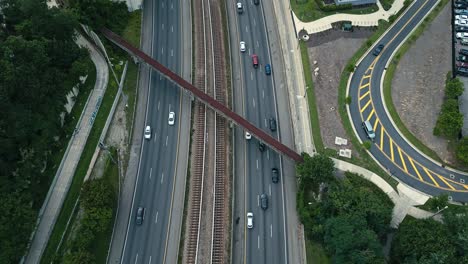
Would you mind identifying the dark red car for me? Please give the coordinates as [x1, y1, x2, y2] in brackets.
[458, 62, 468, 68]
[252, 54, 259, 68]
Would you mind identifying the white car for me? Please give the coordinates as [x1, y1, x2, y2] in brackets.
[144, 126, 151, 139]
[245, 131, 251, 140]
[240, 41, 246, 52]
[456, 15, 468, 20]
[456, 19, 468, 26]
[457, 32, 468, 39]
[247, 212, 253, 229]
[237, 2, 243, 13]
[168, 111, 175, 126]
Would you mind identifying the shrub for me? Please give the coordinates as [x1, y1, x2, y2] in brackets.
[456, 137, 468, 164]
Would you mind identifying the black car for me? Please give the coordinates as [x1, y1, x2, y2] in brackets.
[458, 67, 468, 76]
[456, 26, 468, 32]
[258, 142, 266, 152]
[254, 0, 259, 4]
[260, 194, 268, 210]
[136, 207, 145, 225]
[455, 3, 468, 8]
[269, 118, 277, 132]
[372, 44, 385, 56]
[461, 49, 468, 56]
[458, 55, 468, 62]
[272, 168, 279, 183]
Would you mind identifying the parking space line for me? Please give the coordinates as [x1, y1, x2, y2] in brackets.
[373, 118, 379, 131]
[390, 138, 394, 162]
[380, 127, 385, 149]
[359, 83, 370, 89]
[397, 147, 408, 173]
[422, 167, 439, 187]
[408, 158, 423, 181]
[367, 108, 375, 121]
[437, 174, 455, 190]
[361, 100, 371, 112]
[359, 90, 370, 100]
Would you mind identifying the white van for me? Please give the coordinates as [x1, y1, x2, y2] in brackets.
[362, 120, 375, 141]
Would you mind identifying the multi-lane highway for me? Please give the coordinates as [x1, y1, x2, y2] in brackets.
[121, 0, 183, 263]
[349, 0, 468, 202]
[233, 1, 288, 263]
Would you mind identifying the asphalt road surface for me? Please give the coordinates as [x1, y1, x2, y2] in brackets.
[121, 0, 183, 263]
[235, 0, 288, 263]
[349, 0, 468, 202]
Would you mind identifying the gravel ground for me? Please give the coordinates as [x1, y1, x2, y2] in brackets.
[306, 26, 374, 152]
[391, 3, 452, 162]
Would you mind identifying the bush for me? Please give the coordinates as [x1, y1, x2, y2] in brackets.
[345, 96, 352, 105]
[313, 0, 352, 12]
[433, 99, 463, 138]
[456, 137, 468, 164]
[362, 141, 372, 150]
[445, 77, 464, 99]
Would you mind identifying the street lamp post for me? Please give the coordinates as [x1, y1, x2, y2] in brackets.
[303, 85, 309, 98]
[431, 205, 449, 218]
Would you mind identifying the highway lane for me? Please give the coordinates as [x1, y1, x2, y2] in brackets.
[349, 0, 468, 202]
[236, 0, 287, 263]
[121, 0, 182, 263]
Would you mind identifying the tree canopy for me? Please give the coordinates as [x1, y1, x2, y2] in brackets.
[0, 0, 90, 262]
[296, 154, 392, 263]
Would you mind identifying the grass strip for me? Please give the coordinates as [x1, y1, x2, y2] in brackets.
[41, 74, 120, 264]
[383, 0, 449, 164]
[299, 41, 324, 152]
[122, 10, 142, 47]
[90, 154, 119, 263]
[306, 239, 330, 264]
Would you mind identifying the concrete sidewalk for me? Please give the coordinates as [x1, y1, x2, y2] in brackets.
[293, 0, 407, 35]
[24, 35, 109, 264]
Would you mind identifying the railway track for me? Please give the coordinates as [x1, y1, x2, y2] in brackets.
[184, 0, 229, 262]
[184, 0, 207, 259]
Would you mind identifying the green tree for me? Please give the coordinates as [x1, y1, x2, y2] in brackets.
[446, 78, 464, 99]
[63, 249, 95, 264]
[324, 214, 384, 264]
[456, 137, 468, 164]
[81, 178, 113, 209]
[323, 173, 393, 238]
[68, 0, 129, 34]
[296, 153, 335, 191]
[391, 217, 455, 264]
[433, 99, 463, 138]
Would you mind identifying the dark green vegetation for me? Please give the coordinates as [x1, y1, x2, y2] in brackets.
[61, 152, 118, 264]
[391, 206, 468, 263]
[0, 0, 131, 263]
[291, 0, 379, 22]
[296, 154, 393, 263]
[433, 74, 464, 139]
[0, 1, 89, 262]
[432, 73, 468, 166]
[68, 0, 130, 34]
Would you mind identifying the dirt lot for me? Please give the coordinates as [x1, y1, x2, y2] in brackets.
[306, 26, 374, 152]
[391, 3, 452, 162]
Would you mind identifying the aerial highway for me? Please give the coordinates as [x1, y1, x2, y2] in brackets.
[120, 0, 183, 263]
[349, 0, 468, 202]
[234, 0, 288, 263]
